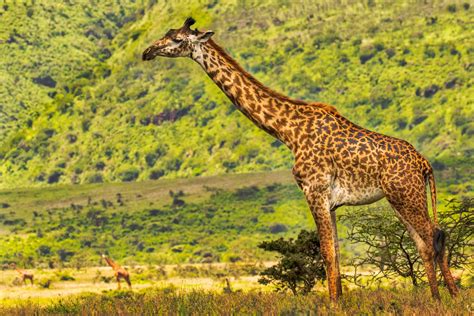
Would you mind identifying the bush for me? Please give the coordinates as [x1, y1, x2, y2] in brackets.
[440, 198, 474, 269]
[57, 249, 75, 262]
[234, 186, 259, 200]
[118, 167, 139, 182]
[145, 152, 159, 167]
[258, 230, 326, 295]
[149, 169, 165, 180]
[447, 4, 456, 12]
[57, 273, 75, 281]
[340, 198, 473, 287]
[37, 278, 53, 289]
[37, 245, 52, 256]
[47, 170, 63, 184]
[86, 172, 104, 183]
[269, 223, 288, 234]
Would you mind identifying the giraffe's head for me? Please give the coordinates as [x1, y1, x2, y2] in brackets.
[142, 17, 214, 61]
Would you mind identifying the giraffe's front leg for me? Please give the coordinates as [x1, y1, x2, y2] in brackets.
[302, 184, 341, 302]
[116, 273, 121, 290]
[331, 210, 343, 297]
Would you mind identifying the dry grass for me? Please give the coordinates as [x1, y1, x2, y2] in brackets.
[0, 264, 268, 300]
[1, 287, 472, 315]
[1, 264, 472, 314]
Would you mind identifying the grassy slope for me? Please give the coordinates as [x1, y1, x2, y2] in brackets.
[0, 169, 466, 267]
[0, 170, 293, 220]
[0, 170, 318, 266]
[0, 1, 472, 193]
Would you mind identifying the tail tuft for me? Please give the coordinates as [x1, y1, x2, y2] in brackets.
[433, 228, 446, 262]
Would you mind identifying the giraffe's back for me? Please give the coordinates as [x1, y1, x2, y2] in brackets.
[292, 106, 430, 208]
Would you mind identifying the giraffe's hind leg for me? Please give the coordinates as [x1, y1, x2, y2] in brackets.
[382, 172, 440, 299]
[125, 274, 132, 289]
[435, 232, 459, 297]
[116, 274, 121, 290]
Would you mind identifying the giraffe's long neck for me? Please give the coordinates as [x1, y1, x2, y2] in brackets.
[104, 257, 120, 270]
[192, 40, 306, 145]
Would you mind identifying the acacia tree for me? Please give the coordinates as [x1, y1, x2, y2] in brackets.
[440, 198, 473, 270]
[258, 230, 326, 295]
[340, 198, 473, 287]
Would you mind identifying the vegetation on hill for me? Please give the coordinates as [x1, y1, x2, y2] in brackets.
[0, 1, 472, 193]
[0, 172, 316, 267]
[1, 169, 469, 270]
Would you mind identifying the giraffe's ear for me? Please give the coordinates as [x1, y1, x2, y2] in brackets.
[196, 31, 214, 42]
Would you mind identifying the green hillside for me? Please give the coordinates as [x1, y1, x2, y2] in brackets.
[0, 1, 472, 192]
[0, 168, 465, 267]
[0, 170, 316, 266]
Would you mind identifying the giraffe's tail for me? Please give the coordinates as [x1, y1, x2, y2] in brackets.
[427, 171, 439, 226]
[433, 227, 446, 263]
[426, 169, 445, 263]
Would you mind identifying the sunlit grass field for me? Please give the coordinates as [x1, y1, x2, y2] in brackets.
[1, 263, 472, 315]
[1, 286, 472, 315]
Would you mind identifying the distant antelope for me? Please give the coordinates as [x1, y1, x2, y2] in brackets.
[102, 254, 132, 290]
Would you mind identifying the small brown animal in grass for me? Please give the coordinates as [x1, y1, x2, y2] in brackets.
[102, 254, 132, 290]
[11, 263, 34, 285]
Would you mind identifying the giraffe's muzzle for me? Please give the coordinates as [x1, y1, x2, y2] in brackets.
[142, 46, 157, 61]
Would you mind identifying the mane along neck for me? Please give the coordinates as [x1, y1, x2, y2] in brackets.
[193, 39, 308, 144]
[205, 40, 308, 106]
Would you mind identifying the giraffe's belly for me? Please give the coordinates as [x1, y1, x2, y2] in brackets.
[330, 180, 385, 209]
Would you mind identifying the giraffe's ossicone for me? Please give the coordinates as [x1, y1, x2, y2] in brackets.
[142, 17, 459, 301]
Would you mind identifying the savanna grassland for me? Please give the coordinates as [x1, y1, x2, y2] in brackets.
[1, 286, 473, 315]
[0, 0, 473, 314]
[0, 171, 315, 266]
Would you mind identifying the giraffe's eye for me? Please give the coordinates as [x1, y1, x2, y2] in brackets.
[172, 38, 183, 44]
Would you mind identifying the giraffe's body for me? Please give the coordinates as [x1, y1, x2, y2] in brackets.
[16, 269, 34, 285]
[142, 18, 459, 301]
[102, 254, 132, 290]
[10, 264, 34, 285]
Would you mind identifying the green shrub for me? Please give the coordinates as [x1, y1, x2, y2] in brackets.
[58, 273, 75, 281]
[37, 245, 52, 256]
[149, 169, 165, 180]
[258, 230, 326, 295]
[47, 170, 63, 183]
[86, 172, 103, 183]
[118, 167, 139, 182]
[37, 278, 53, 289]
[269, 223, 287, 234]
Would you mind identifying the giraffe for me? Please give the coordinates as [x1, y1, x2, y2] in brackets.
[102, 254, 132, 290]
[142, 17, 459, 301]
[10, 263, 34, 285]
